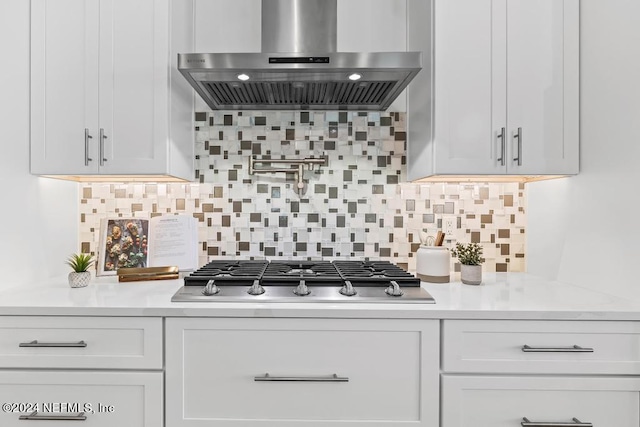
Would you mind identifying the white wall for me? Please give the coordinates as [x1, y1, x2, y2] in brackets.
[527, 0, 640, 297]
[0, 0, 79, 286]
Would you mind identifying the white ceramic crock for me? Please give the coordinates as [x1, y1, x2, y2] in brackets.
[416, 246, 450, 283]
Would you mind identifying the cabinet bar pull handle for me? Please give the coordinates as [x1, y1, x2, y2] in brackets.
[521, 345, 593, 353]
[19, 411, 87, 421]
[254, 373, 349, 382]
[521, 417, 592, 426]
[497, 127, 506, 166]
[99, 128, 108, 166]
[513, 127, 523, 166]
[19, 340, 87, 348]
[84, 129, 93, 166]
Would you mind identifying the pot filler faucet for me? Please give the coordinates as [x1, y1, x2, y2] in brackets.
[248, 156, 329, 194]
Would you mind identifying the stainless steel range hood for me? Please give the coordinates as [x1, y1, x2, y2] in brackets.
[178, 0, 422, 111]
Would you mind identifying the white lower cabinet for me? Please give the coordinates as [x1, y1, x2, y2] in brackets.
[0, 371, 162, 426]
[3, 315, 638, 426]
[442, 320, 640, 374]
[0, 316, 164, 426]
[0, 316, 163, 369]
[166, 317, 440, 427]
[441, 375, 640, 427]
[441, 320, 640, 426]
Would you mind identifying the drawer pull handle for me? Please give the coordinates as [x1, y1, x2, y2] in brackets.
[19, 340, 87, 348]
[254, 373, 349, 382]
[521, 417, 592, 426]
[19, 411, 87, 421]
[521, 345, 594, 353]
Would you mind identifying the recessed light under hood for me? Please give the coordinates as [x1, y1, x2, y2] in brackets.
[178, 0, 422, 111]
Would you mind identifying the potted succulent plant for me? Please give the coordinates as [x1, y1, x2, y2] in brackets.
[451, 242, 485, 285]
[66, 253, 94, 288]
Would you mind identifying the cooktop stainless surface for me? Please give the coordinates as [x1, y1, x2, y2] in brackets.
[171, 260, 435, 304]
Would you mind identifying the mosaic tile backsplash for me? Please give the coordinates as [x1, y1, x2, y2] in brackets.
[79, 111, 526, 273]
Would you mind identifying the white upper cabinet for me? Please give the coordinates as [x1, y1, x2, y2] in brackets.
[30, 0, 194, 181]
[433, 0, 507, 175]
[506, 0, 579, 175]
[30, 0, 98, 176]
[408, 0, 579, 180]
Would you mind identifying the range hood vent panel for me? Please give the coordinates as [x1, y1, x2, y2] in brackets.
[178, 0, 422, 110]
[203, 81, 396, 109]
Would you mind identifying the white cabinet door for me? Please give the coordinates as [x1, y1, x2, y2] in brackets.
[166, 318, 439, 427]
[97, 0, 169, 175]
[506, 0, 579, 175]
[433, 0, 507, 175]
[31, 0, 194, 180]
[442, 375, 640, 427]
[30, 0, 99, 175]
[409, 0, 579, 180]
[0, 371, 162, 427]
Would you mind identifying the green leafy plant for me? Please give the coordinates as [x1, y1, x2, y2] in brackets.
[66, 253, 95, 272]
[451, 242, 485, 266]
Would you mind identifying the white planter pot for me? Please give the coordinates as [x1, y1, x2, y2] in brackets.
[460, 264, 482, 285]
[68, 271, 91, 288]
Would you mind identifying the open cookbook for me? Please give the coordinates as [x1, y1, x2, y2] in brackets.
[97, 215, 198, 276]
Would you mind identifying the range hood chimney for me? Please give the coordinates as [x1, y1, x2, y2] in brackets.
[262, 0, 337, 53]
[178, 0, 422, 111]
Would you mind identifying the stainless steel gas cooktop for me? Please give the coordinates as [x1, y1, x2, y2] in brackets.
[171, 260, 435, 304]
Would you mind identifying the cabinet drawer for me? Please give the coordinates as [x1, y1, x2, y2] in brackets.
[442, 375, 640, 427]
[0, 316, 162, 369]
[443, 320, 640, 374]
[0, 371, 162, 427]
[166, 318, 439, 427]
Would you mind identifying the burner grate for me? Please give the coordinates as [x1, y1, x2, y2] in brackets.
[262, 261, 342, 285]
[183, 260, 421, 288]
[184, 260, 268, 286]
[333, 261, 420, 287]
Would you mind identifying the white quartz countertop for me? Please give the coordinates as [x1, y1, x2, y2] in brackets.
[0, 272, 637, 319]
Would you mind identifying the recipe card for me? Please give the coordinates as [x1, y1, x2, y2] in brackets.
[97, 215, 198, 276]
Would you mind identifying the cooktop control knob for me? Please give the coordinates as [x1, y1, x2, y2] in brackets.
[293, 280, 311, 296]
[247, 280, 265, 296]
[339, 280, 357, 296]
[385, 281, 404, 297]
[202, 280, 220, 296]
